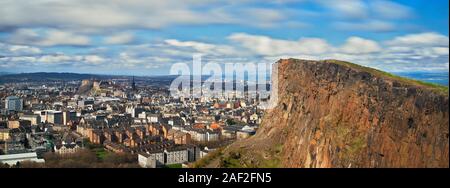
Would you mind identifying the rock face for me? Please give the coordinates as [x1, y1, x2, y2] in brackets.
[77, 79, 94, 95]
[220, 59, 449, 168]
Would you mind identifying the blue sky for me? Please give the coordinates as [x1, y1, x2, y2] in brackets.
[0, 0, 448, 76]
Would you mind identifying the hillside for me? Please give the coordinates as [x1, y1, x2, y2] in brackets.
[200, 59, 449, 168]
[0, 72, 105, 84]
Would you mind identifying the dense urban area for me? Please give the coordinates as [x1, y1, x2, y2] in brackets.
[0, 75, 263, 168]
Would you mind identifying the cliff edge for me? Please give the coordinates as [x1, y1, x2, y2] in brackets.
[207, 59, 449, 168]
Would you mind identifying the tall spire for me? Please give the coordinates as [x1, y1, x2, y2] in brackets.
[131, 76, 136, 90]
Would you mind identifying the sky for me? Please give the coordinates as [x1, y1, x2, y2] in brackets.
[0, 0, 448, 76]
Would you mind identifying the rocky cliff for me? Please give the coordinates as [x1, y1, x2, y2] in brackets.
[77, 79, 94, 95]
[214, 59, 449, 168]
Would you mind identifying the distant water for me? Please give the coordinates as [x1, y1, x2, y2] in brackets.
[394, 72, 449, 86]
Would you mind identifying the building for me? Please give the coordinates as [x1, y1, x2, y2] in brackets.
[19, 114, 41, 126]
[167, 129, 191, 145]
[0, 129, 10, 141]
[222, 125, 256, 140]
[3, 140, 27, 154]
[138, 146, 196, 168]
[221, 125, 240, 138]
[7, 120, 31, 129]
[0, 152, 45, 166]
[63, 111, 77, 125]
[78, 99, 94, 108]
[54, 144, 81, 155]
[34, 111, 47, 123]
[54, 141, 82, 155]
[126, 106, 144, 118]
[131, 76, 136, 91]
[236, 126, 256, 140]
[148, 114, 159, 123]
[47, 111, 63, 125]
[34, 110, 63, 124]
[187, 129, 220, 142]
[165, 147, 189, 165]
[138, 151, 164, 168]
[54, 132, 83, 155]
[5, 96, 23, 111]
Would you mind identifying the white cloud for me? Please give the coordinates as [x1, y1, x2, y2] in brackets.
[165, 39, 241, 56]
[334, 20, 395, 32]
[165, 39, 216, 52]
[314, 0, 415, 32]
[104, 33, 135, 45]
[0, 0, 302, 31]
[2, 32, 449, 74]
[0, 42, 42, 55]
[316, 0, 368, 19]
[8, 45, 42, 54]
[228, 33, 332, 56]
[385, 32, 449, 47]
[239, 8, 287, 28]
[83, 55, 105, 64]
[0, 0, 419, 39]
[0, 1, 445, 75]
[227, 32, 448, 72]
[340, 37, 381, 54]
[37, 55, 79, 64]
[370, 0, 413, 19]
[430, 47, 450, 56]
[8, 29, 90, 46]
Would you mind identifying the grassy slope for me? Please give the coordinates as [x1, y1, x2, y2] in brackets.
[319, 59, 448, 95]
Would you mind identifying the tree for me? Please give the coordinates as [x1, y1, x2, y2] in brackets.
[0, 162, 10, 168]
[226, 119, 236, 125]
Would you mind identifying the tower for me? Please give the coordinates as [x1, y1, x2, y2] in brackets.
[131, 76, 136, 91]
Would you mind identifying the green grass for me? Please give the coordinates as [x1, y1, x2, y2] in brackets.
[164, 163, 183, 168]
[219, 146, 282, 168]
[258, 144, 283, 168]
[317, 59, 449, 95]
[259, 157, 281, 168]
[93, 148, 108, 160]
[347, 136, 367, 154]
[81, 139, 108, 160]
[220, 157, 242, 168]
[191, 147, 224, 168]
[220, 150, 245, 168]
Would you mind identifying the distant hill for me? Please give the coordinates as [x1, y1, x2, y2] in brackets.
[0, 72, 112, 84]
[0, 72, 184, 85]
[0, 72, 13, 76]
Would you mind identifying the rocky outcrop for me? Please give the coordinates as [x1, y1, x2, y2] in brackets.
[77, 79, 94, 95]
[218, 59, 449, 168]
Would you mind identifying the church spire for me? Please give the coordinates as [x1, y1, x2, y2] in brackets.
[131, 76, 136, 90]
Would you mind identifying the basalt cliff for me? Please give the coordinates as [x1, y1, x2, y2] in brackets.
[208, 59, 449, 168]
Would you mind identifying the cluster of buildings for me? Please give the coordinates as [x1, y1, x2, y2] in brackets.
[0, 76, 262, 167]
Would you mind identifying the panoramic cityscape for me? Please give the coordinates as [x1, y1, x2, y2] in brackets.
[0, 0, 448, 173]
[0, 72, 264, 167]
